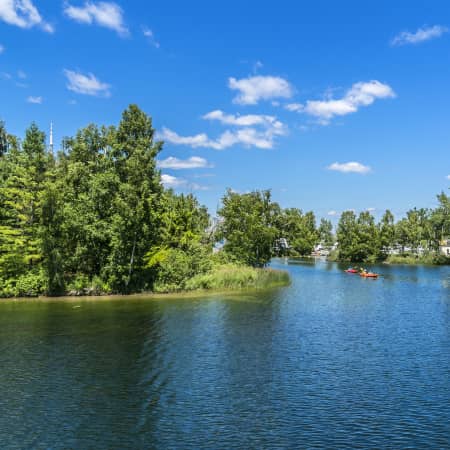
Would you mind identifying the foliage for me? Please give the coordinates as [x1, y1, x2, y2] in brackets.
[146, 242, 212, 292]
[276, 208, 319, 256]
[185, 264, 290, 291]
[217, 189, 279, 267]
[1, 106, 448, 298]
[336, 194, 450, 263]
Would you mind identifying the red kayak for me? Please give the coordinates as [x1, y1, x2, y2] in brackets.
[345, 268, 358, 273]
[360, 272, 379, 278]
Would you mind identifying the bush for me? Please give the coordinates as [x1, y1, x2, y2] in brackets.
[67, 274, 91, 292]
[185, 264, 290, 291]
[386, 253, 437, 265]
[0, 269, 47, 297]
[327, 249, 339, 262]
[148, 243, 213, 292]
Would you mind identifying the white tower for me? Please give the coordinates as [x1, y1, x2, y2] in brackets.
[49, 122, 53, 153]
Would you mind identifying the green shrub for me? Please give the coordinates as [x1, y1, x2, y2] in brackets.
[185, 264, 290, 291]
[386, 253, 437, 265]
[0, 269, 47, 297]
[148, 243, 213, 292]
[68, 274, 91, 292]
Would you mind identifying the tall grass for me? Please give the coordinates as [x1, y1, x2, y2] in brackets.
[184, 264, 290, 291]
[385, 253, 450, 265]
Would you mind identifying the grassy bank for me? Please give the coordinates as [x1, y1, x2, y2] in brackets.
[153, 264, 290, 293]
[182, 265, 290, 292]
[0, 264, 290, 298]
[385, 254, 450, 265]
[327, 249, 450, 266]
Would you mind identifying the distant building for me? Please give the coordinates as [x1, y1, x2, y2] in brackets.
[439, 239, 450, 256]
[312, 242, 336, 257]
[273, 238, 290, 254]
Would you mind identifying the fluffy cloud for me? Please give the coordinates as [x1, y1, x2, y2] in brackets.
[203, 110, 285, 130]
[285, 103, 303, 112]
[0, 0, 53, 32]
[158, 128, 210, 147]
[160, 107, 286, 150]
[0, 44, 4, 54]
[64, 1, 128, 36]
[327, 161, 371, 174]
[447, 175, 450, 180]
[161, 174, 186, 188]
[327, 210, 338, 216]
[159, 126, 281, 150]
[157, 156, 213, 170]
[64, 69, 111, 96]
[303, 81, 395, 123]
[228, 75, 293, 105]
[391, 25, 448, 46]
[160, 174, 207, 191]
[143, 27, 159, 48]
[27, 95, 43, 104]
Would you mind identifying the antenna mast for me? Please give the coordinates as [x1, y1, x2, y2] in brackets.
[49, 121, 53, 153]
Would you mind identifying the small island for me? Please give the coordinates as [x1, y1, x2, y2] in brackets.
[0, 106, 292, 298]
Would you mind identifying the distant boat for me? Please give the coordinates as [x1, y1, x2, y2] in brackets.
[345, 268, 358, 273]
[360, 272, 379, 278]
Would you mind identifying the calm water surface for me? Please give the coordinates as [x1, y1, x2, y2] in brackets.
[0, 260, 449, 449]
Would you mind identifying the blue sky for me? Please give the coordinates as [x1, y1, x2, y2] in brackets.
[1, 0, 449, 221]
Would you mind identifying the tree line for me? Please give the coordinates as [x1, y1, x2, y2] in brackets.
[0, 105, 296, 297]
[0, 106, 214, 296]
[1, 105, 448, 296]
[336, 199, 450, 263]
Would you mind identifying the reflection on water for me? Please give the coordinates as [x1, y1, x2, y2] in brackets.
[0, 260, 449, 449]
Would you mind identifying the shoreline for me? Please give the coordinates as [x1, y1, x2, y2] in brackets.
[0, 280, 290, 303]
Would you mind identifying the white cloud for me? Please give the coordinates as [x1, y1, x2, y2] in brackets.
[285, 102, 303, 112]
[157, 156, 213, 170]
[159, 126, 282, 150]
[64, 69, 111, 97]
[27, 95, 42, 104]
[446, 174, 450, 180]
[0, 44, 4, 54]
[142, 26, 159, 48]
[327, 210, 338, 216]
[160, 107, 287, 151]
[64, 1, 128, 36]
[391, 25, 448, 46]
[161, 174, 207, 191]
[0, 0, 54, 32]
[158, 128, 209, 147]
[161, 174, 186, 188]
[327, 161, 371, 174]
[366, 207, 376, 212]
[228, 75, 294, 105]
[203, 110, 285, 131]
[302, 80, 395, 123]
[17, 70, 26, 79]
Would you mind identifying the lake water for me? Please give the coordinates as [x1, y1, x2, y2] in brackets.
[0, 259, 449, 449]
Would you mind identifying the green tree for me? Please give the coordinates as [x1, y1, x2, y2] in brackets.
[378, 209, 396, 257]
[336, 210, 358, 261]
[276, 208, 318, 255]
[218, 189, 278, 267]
[318, 218, 334, 247]
[103, 105, 163, 292]
[0, 123, 50, 281]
